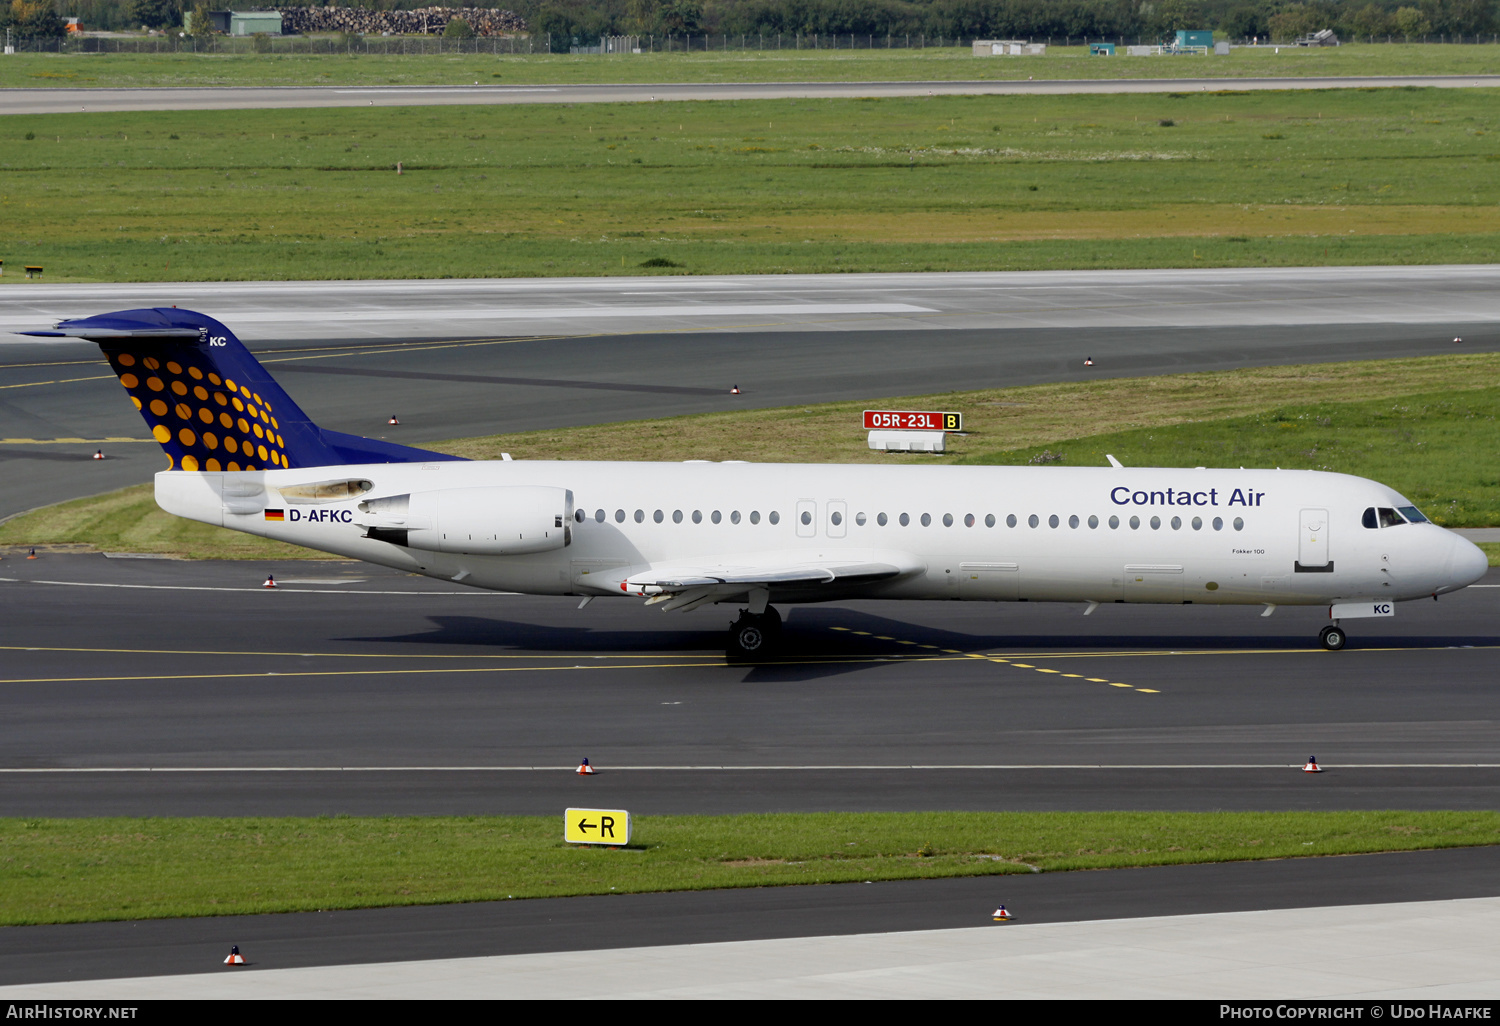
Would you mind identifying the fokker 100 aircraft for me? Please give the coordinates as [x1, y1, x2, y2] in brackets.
[24, 307, 1489, 659]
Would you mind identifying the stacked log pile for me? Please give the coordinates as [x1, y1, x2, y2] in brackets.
[276, 7, 527, 36]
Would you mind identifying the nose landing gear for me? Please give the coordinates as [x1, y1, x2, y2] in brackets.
[727, 606, 782, 662]
[1319, 624, 1347, 651]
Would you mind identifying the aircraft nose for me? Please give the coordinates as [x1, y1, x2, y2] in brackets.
[1448, 533, 1489, 589]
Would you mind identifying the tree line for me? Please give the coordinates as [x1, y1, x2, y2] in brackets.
[11, 0, 1498, 41]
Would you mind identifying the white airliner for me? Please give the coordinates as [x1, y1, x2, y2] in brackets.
[26, 308, 1489, 658]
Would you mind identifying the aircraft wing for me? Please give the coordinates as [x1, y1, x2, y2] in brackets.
[608, 551, 924, 611]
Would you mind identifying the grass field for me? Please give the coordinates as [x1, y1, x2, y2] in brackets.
[2, 87, 1498, 281]
[1, 811, 1495, 925]
[4, 42, 1500, 89]
[8, 352, 1500, 559]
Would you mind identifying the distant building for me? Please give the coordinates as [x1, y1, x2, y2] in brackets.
[202, 11, 284, 35]
[1298, 28, 1340, 46]
[1174, 29, 1214, 50]
[972, 40, 1046, 56]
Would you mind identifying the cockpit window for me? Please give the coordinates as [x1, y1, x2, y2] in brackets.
[1378, 507, 1407, 528]
[1362, 507, 1378, 529]
[1398, 505, 1429, 524]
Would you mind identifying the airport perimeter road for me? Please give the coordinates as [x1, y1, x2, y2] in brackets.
[4, 267, 1499, 520]
[4, 75, 1499, 115]
[1, 848, 1495, 989]
[3, 553, 1499, 817]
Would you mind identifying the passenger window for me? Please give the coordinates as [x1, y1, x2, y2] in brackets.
[1213, 517, 1223, 531]
[921, 513, 932, 527]
[731, 510, 741, 524]
[1129, 516, 1140, 530]
[1398, 505, 1429, 524]
[941, 513, 953, 527]
[751, 511, 762, 524]
[693, 510, 703, 524]
[634, 509, 644, 523]
[712, 510, 722, 524]
[900, 513, 910, 526]
[768, 511, 780, 525]
[1378, 507, 1406, 528]
[800, 510, 811, 526]
[1109, 515, 1119, 529]
[1170, 516, 1181, 530]
[856, 512, 867, 526]
[878, 512, 888, 526]
[964, 513, 975, 527]
[1006, 514, 1017, 528]
[1069, 515, 1079, 529]
[574, 509, 585, 523]
[672, 510, 682, 523]
[1150, 516, 1161, 530]
[1048, 514, 1059, 528]
[654, 509, 664, 523]
[1028, 514, 1039, 528]
[831, 511, 843, 526]
[1233, 517, 1245, 531]
[595, 509, 606, 523]
[986, 514, 996, 527]
[1088, 515, 1099, 529]
[1191, 516, 1202, 531]
[615, 509, 626, 523]
[1362, 507, 1378, 529]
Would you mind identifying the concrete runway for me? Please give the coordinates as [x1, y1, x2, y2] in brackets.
[3, 553, 1499, 816]
[4, 267, 1499, 521]
[1, 847, 1494, 988]
[4, 75, 1499, 116]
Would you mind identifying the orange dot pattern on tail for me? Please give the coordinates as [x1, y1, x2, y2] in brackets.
[109, 351, 287, 472]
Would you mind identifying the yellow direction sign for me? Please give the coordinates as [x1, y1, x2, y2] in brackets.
[565, 807, 632, 846]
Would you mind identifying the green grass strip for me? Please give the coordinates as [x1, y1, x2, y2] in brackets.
[2, 811, 1496, 925]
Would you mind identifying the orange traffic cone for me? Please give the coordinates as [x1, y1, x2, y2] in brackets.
[388, 415, 400, 425]
[729, 385, 740, 395]
[576, 758, 595, 775]
[92, 449, 104, 461]
[263, 575, 277, 589]
[1303, 756, 1322, 773]
[992, 905, 1012, 921]
[1454, 337, 1463, 344]
[224, 945, 245, 965]
[27, 548, 37, 560]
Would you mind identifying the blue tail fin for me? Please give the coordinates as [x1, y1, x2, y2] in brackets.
[23, 308, 465, 472]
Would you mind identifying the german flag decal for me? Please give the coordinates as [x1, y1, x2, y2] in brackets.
[264, 509, 285, 522]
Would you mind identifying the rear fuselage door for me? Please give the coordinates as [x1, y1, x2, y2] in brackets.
[1299, 508, 1330, 569]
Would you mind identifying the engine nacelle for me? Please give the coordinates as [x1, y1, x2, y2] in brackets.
[362, 486, 572, 555]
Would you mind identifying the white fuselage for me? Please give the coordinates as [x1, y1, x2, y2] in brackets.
[156, 460, 1488, 609]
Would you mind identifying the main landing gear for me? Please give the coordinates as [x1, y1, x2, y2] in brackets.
[1319, 624, 1347, 652]
[727, 605, 782, 662]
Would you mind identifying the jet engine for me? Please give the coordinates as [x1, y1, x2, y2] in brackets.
[357, 486, 572, 555]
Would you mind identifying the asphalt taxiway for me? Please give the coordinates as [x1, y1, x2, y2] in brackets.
[4, 75, 1499, 116]
[3, 553, 1499, 816]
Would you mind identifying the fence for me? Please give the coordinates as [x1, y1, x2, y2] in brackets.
[6, 32, 1499, 55]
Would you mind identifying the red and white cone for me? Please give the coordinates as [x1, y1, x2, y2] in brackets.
[1454, 337, 1463, 344]
[388, 415, 400, 425]
[1083, 357, 1094, 367]
[224, 945, 245, 965]
[729, 385, 740, 395]
[1303, 756, 1322, 773]
[992, 905, 1012, 921]
[263, 575, 277, 589]
[92, 449, 105, 461]
[576, 758, 595, 775]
